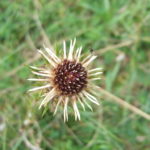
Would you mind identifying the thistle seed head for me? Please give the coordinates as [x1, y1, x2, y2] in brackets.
[54, 60, 87, 95]
[28, 38, 103, 122]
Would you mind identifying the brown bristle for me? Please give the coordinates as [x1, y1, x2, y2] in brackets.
[54, 60, 87, 95]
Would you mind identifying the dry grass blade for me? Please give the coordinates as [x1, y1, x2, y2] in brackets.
[5, 54, 41, 78]
[33, 0, 54, 50]
[96, 40, 133, 55]
[23, 134, 42, 150]
[99, 87, 150, 120]
[65, 124, 84, 146]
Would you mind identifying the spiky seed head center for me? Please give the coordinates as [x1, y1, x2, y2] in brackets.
[54, 60, 87, 95]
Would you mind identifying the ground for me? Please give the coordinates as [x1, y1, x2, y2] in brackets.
[0, 0, 150, 150]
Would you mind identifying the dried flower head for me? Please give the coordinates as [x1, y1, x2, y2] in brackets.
[28, 39, 102, 121]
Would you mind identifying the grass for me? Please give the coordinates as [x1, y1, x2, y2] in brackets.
[0, 0, 150, 149]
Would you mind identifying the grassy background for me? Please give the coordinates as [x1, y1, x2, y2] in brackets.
[0, 0, 150, 149]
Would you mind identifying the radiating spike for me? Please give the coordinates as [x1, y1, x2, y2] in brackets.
[83, 91, 99, 105]
[83, 55, 97, 67]
[32, 71, 50, 77]
[28, 84, 51, 92]
[79, 93, 93, 111]
[88, 68, 103, 73]
[68, 38, 76, 60]
[90, 77, 101, 81]
[89, 72, 103, 76]
[39, 70, 51, 74]
[53, 97, 62, 115]
[73, 101, 80, 120]
[43, 45, 61, 63]
[64, 98, 69, 122]
[63, 41, 67, 59]
[83, 99, 93, 111]
[78, 97, 85, 111]
[39, 88, 56, 108]
[73, 102, 77, 120]
[30, 66, 45, 71]
[27, 78, 49, 81]
[38, 50, 56, 67]
[81, 54, 92, 64]
[76, 46, 82, 61]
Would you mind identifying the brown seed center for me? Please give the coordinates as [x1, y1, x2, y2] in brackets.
[54, 60, 87, 95]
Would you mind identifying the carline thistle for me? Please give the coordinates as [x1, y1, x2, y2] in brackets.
[28, 38, 103, 122]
